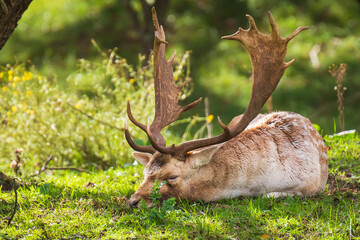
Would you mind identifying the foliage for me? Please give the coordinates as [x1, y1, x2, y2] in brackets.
[2, 0, 360, 134]
[325, 130, 360, 174]
[134, 180, 176, 227]
[0, 48, 205, 172]
[0, 133, 359, 239]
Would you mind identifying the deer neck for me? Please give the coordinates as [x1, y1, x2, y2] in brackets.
[183, 147, 234, 202]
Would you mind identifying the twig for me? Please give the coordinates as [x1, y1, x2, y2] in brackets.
[66, 102, 124, 132]
[7, 179, 18, 226]
[204, 98, 213, 137]
[329, 63, 347, 132]
[29, 155, 89, 178]
[46, 167, 89, 172]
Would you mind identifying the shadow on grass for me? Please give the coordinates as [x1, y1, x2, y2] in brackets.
[1, 169, 359, 238]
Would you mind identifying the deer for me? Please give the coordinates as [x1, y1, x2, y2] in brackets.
[125, 8, 328, 207]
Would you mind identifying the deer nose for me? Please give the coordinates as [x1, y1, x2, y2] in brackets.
[129, 198, 140, 208]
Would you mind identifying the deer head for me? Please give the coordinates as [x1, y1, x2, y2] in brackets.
[125, 8, 308, 207]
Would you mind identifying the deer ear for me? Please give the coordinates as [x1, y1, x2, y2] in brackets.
[187, 144, 222, 169]
[132, 152, 153, 166]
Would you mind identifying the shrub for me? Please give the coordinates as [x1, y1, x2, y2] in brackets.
[0, 49, 205, 174]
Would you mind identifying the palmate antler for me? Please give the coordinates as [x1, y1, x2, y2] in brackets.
[125, 9, 308, 160]
[125, 7, 202, 154]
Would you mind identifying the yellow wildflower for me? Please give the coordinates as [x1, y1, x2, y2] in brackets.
[0, 72, 4, 78]
[38, 75, 43, 81]
[129, 78, 135, 84]
[14, 76, 20, 82]
[75, 103, 81, 109]
[2, 86, 6, 92]
[13, 91, 18, 95]
[23, 71, 33, 81]
[11, 106, 18, 112]
[26, 90, 32, 96]
[7, 111, 11, 116]
[12, 82, 16, 87]
[8, 75, 13, 81]
[206, 114, 214, 123]
[174, 76, 178, 81]
[8, 70, 13, 75]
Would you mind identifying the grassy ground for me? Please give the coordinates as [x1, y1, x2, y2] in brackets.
[0, 132, 359, 239]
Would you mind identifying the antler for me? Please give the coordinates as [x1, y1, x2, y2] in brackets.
[222, 12, 308, 118]
[125, 10, 307, 160]
[154, 11, 307, 159]
[125, 7, 202, 154]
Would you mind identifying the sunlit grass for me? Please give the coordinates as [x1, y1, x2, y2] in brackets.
[1, 133, 359, 239]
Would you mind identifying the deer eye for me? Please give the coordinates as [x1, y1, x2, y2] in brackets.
[167, 176, 178, 181]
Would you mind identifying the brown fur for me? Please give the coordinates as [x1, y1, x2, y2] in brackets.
[129, 112, 328, 206]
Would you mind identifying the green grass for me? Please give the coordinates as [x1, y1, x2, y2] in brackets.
[1, 133, 359, 239]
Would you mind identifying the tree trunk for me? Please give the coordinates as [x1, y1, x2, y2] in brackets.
[124, 0, 169, 54]
[0, 0, 33, 50]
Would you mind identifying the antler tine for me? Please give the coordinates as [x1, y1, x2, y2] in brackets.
[286, 26, 309, 42]
[146, 118, 174, 154]
[127, 101, 146, 131]
[152, 7, 167, 44]
[217, 116, 231, 135]
[124, 118, 156, 154]
[182, 97, 203, 112]
[268, 11, 280, 39]
[246, 14, 258, 32]
[168, 50, 176, 64]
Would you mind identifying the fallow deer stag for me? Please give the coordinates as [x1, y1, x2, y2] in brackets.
[125, 8, 328, 207]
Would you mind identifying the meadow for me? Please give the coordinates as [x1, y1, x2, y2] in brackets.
[0, 53, 359, 238]
[1, 1, 360, 239]
[0, 131, 359, 239]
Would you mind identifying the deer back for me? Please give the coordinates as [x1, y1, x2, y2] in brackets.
[189, 111, 328, 201]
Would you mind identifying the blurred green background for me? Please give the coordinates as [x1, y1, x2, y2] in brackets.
[1, 0, 360, 135]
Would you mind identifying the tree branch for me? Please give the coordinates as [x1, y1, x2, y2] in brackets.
[66, 102, 124, 132]
[29, 155, 89, 178]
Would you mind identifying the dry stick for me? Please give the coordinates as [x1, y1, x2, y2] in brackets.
[329, 63, 347, 132]
[29, 155, 89, 178]
[204, 98, 213, 138]
[66, 102, 124, 132]
[7, 179, 18, 226]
